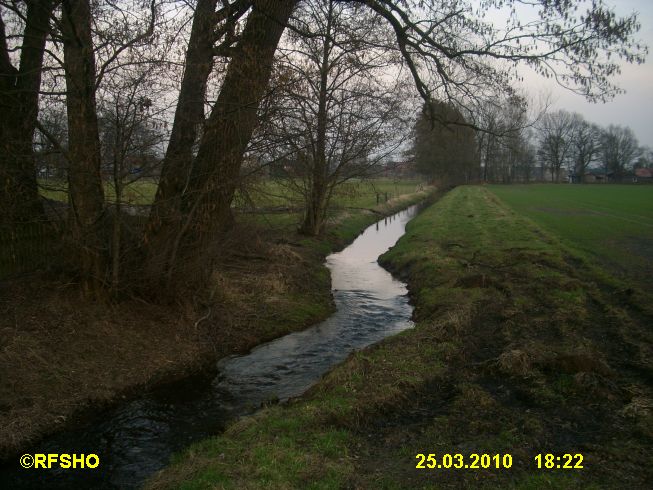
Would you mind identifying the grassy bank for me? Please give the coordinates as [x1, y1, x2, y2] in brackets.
[147, 186, 653, 489]
[0, 180, 430, 460]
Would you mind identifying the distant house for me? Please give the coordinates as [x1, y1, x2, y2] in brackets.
[603, 171, 636, 184]
[570, 168, 646, 184]
[634, 167, 653, 183]
[568, 169, 605, 183]
[585, 169, 609, 183]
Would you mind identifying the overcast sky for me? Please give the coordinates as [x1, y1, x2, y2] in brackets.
[515, 0, 653, 148]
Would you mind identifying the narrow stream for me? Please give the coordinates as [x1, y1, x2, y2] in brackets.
[2, 204, 420, 489]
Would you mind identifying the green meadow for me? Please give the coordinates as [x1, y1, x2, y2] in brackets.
[487, 184, 653, 290]
[38, 177, 423, 209]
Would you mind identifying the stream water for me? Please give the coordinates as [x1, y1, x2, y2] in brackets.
[2, 204, 420, 489]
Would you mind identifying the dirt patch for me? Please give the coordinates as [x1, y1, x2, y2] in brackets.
[602, 235, 653, 291]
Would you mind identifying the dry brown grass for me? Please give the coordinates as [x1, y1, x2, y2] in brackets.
[0, 279, 205, 457]
[497, 349, 532, 376]
[0, 216, 336, 459]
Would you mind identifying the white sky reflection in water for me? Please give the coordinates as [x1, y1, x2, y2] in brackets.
[215, 205, 419, 405]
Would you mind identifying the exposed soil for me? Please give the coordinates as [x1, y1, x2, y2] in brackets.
[603, 235, 653, 291]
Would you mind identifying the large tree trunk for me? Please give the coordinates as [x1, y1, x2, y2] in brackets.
[171, 0, 296, 253]
[0, 1, 53, 225]
[301, 185, 329, 236]
[62, 0, 107, 296]
[144, 0, 219, 277]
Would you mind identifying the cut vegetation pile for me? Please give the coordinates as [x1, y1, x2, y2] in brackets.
[147, 186, 653, 489]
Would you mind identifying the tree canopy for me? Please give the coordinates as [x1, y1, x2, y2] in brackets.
[413, 100, 480, 185]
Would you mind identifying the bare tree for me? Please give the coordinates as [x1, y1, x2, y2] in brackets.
[537, 110, 574, 182]
[143, 0, 296, 281]
[266, 0, 406, 235]
[57, 0, 158, 295]
[634, 146, 652, 169]
[599, 124, 640, 180]
[61, 0, 108, 295]
[568, 113, 601, 182]
[513, 134, 537, 183]
[97, 63, 168, 293]
[34, 101, 68, 182]
[475, 94, 533, 183]
[145, 0, 251, 278]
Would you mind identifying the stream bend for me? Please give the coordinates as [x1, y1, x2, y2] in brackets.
[2, 204, 420, 489]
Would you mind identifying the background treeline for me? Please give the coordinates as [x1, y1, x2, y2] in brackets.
[412, 96, 651, 186]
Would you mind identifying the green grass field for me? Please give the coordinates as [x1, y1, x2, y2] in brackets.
[39, 178, 423, 207]
[487, 184, 653, 290]
[239, 178, 426, 231]
[38, 178, 159, 205]
[36, 177, 426, 237]
[4, 177, 425, 279]
[38, 178, 423, 210]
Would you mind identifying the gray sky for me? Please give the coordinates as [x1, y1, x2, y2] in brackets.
[519, 0, 653, 148]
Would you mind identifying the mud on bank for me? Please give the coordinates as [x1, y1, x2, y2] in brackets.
[147, 186, 652, 489]
[0, 187, 432, 461]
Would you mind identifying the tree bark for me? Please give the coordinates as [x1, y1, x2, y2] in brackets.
[62, 0, 107, 296]
[144, 0, 218, 276]
[178, 0, 296, 244]
[0, 1, 53, 225]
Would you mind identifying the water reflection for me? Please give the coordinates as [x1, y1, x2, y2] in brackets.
[216, 205, 417, 406]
